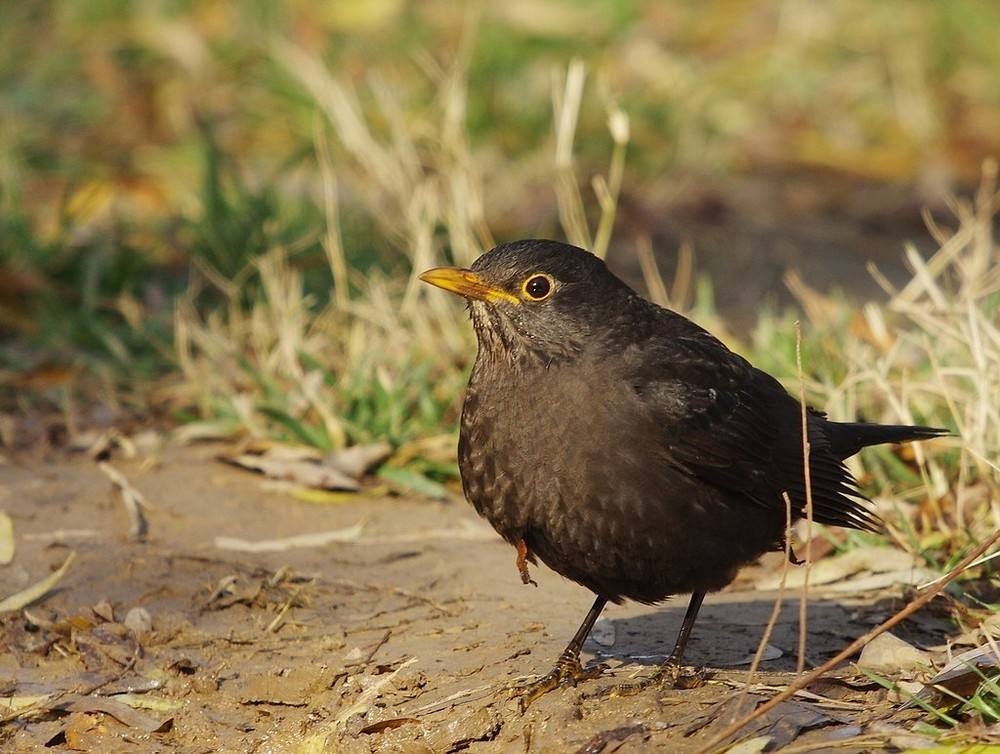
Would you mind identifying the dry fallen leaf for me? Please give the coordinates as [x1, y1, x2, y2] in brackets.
[856, 632, 933, 676]
[0, 694, 55, 721]
[724, 736, 772, 754]
[107, 693, 182, 714]
[223, 454, 360, 491]
[323, 441, 392, 478]
[241, 441, 323, 461]
[754, 546, 933, 591]
[64, 696, 173, 733]
[92, 600, 115, 623]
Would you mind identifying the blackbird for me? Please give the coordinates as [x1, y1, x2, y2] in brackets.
[419, 239, 946, 701]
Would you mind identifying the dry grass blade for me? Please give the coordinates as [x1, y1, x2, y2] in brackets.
[552, 59, 592, 251]
[592, 106, 629, 258]
[693, 528, 1000, 754]
[0, 510, 13, 565]
[671, 240, 696, 309]
[314, 116, 349, 312]
[272, 40, 398, 194]
[266, 581, 312, 633]
[409, 683, 495, 716]
[214, 523, 365, 553]
[97, 460, 150, 540]
[551, 60, 631, 259]
[0, 551, 76, 613]
[21, 529, 101, 543]
[354, 524, 497, 544]
[636, 235, 671, 308]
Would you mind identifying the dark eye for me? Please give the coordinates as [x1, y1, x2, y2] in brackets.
[522, 274, 554, 301]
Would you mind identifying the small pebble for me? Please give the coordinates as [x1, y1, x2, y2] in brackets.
[124, 606, 153, 635]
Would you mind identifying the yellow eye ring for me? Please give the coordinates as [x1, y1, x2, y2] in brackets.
[521, 273, 555, 301]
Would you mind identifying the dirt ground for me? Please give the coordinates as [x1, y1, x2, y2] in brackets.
[0, 442, 961, 752]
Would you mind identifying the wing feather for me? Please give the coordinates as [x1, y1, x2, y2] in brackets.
[625, 331, 879, 532]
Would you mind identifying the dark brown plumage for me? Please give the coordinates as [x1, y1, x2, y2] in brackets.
[420, 239, 946, 700]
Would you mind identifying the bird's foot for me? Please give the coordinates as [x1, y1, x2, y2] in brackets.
[508, 653, 607, 710]
[663, 662, 706, 690]
[514, 539, 538, 587]
[598, 661, 706, 698]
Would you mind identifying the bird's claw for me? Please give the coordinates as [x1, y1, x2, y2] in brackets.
[669, 664, 706, 689]
[508, 654, 607, 710]
[596, 661, 705, 698]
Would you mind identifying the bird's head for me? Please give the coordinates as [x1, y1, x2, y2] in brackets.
[419, 240, 637, 364]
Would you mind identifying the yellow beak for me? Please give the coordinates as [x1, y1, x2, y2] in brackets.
[418, 266, 520, 306]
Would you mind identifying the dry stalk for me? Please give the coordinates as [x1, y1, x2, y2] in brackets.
[738, 491, 796, 702]
[794, 321, 814, 674]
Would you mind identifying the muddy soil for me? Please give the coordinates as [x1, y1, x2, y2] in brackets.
[1, 444, 952, 752]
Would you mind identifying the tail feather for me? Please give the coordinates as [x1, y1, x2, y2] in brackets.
[826, 422, 949, 460]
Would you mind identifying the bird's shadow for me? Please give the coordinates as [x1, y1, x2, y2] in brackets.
[586, 594, 949, 672]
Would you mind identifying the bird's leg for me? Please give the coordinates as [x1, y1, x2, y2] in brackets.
[603, 592, 707, 697]
[656, 590, 707, 688]
[510, 595, 608, 708]
[515, 539, 537, 587]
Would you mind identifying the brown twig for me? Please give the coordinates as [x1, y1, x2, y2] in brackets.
[693, 528, 1000, 754]
[362, 629, 393, 665]
[794, 321, 813, 674]
[739, 492, 796, 702]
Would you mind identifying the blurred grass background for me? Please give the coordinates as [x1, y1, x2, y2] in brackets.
[1, 0, 998, 508]
[4, 0, 999, 355]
